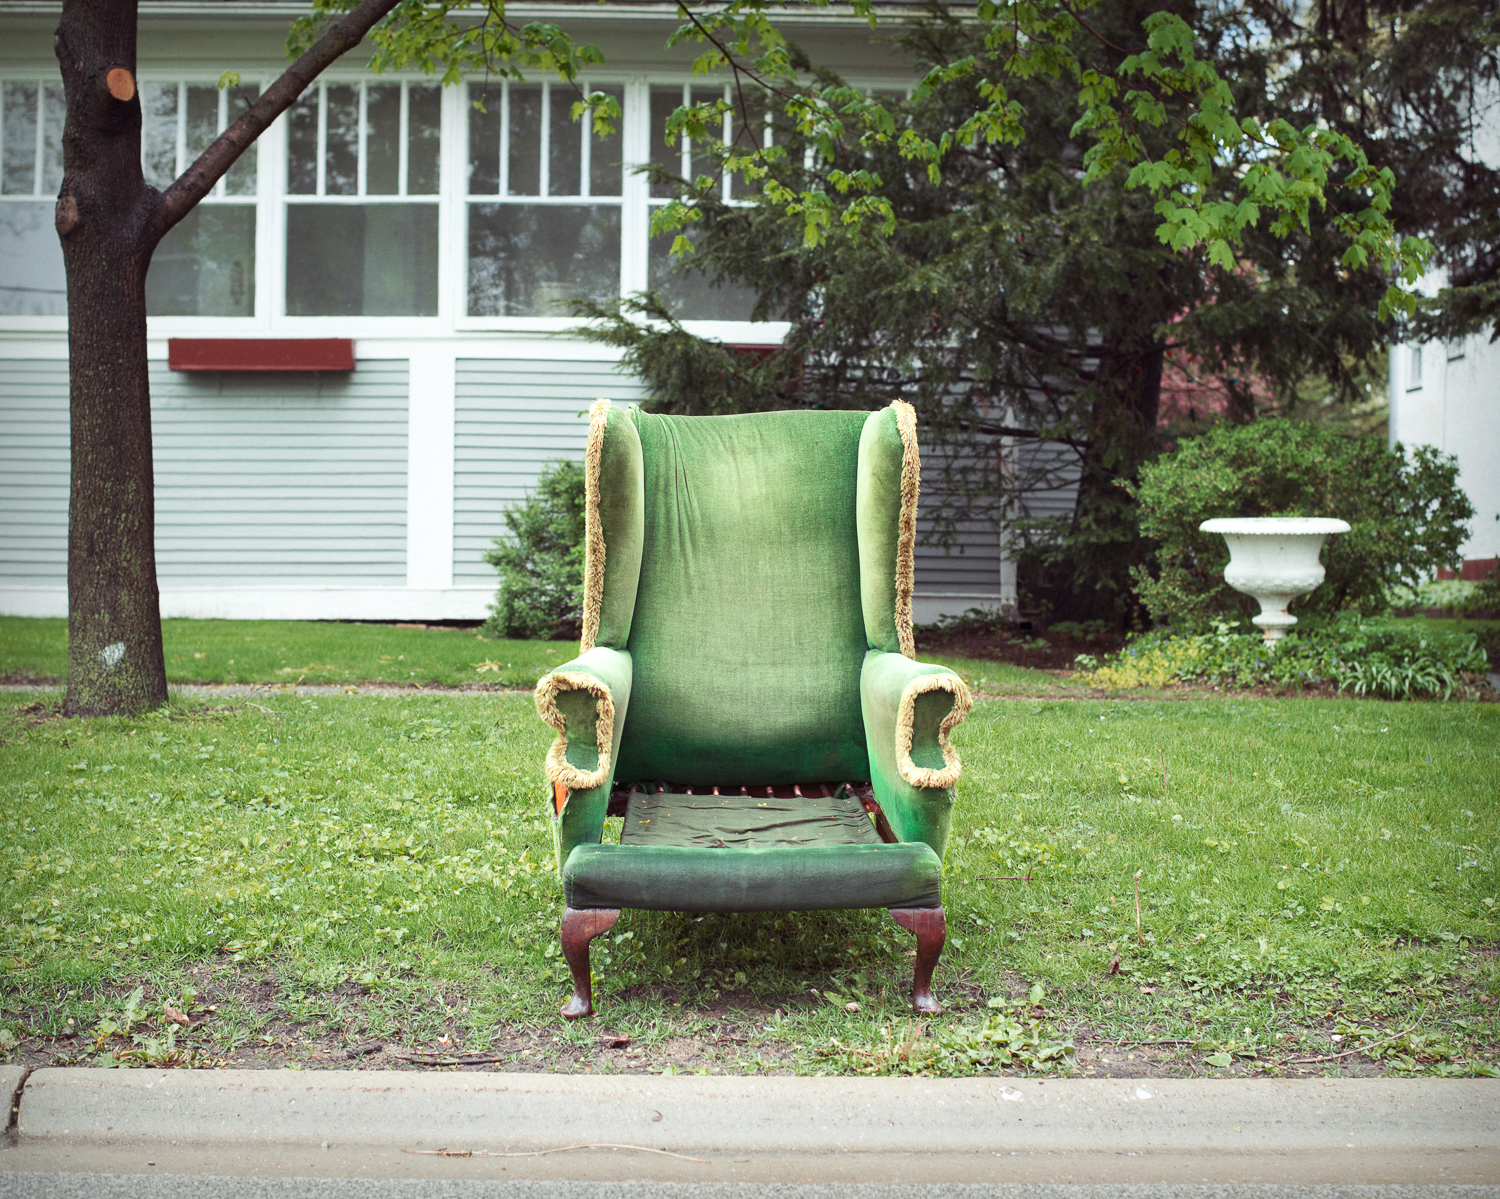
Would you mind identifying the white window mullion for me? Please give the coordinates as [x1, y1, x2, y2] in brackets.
[175, 81, 187, 181]
[398, 81, 410, 197]
[315, 81, 327, 196]
[579, 80, 591, 199]
[619, 76, 650, 296]
[260, 81, 286, 328]
[358, 81, 369, 197]
[216, 87, 229, 198]
[680, 82, 690, 183]
[722, 83, 732, 202]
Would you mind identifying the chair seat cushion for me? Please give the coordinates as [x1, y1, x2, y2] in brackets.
[620, 788, 882, 849]
[562, 841, 943, 913]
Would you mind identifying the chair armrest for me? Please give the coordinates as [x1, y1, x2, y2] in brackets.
[535, 646, 633, 870]
[860, 649, 973, 859]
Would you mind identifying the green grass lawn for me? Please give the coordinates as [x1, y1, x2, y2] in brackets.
[0, 617, 576, 690]
[0, 616, 1069, 696]
[2, 688, 1495, 1077]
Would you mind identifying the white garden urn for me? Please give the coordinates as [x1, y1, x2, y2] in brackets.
[1199, 517, 1351, 646]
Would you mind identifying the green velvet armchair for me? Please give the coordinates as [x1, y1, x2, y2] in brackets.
[533, 400, 973, 1017]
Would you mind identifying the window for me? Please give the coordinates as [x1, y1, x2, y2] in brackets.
[1446, 338, 1466, 361]
[0, 78, 258, 318]
[0, 82, 66, 316]
[140, 81, 260, 316]
[285, 80, 441, 316]
[646, 83, 763, 321]
[1407, 344, 1424, 391]
[465, 80, 624, 316]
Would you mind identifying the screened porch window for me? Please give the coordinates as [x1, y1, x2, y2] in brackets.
[0, 82, 66, 316]
[465, 80, 623, 316]
[284, 80, 441, 316]
[140, 80, 261, 317]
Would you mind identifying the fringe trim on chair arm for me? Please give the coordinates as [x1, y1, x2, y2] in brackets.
[579, 398, 610, 653]
[534, 670, 615, 792]
[894, 673, 973, 790]
[892, 400, 920, 660]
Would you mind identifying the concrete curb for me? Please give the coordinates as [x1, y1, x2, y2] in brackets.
[16, 1070, 1500, 1155]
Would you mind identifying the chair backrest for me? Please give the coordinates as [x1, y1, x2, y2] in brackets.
[613, 408, 872, 785]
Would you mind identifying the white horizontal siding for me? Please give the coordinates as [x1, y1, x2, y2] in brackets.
[453, 359, 647, 584]
[151, 362, 408, 585]
[0, 360, 69, 585]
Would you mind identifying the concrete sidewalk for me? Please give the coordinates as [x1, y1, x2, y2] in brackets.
[3, 1067, 1497, 1185]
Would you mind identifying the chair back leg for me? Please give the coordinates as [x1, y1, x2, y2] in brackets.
[890, 906, 946, 1014]
[560, 906, 620, 1019]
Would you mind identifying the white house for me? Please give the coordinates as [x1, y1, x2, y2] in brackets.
[0, 0, 1022, 625]
[1388, 334, 1500, 577]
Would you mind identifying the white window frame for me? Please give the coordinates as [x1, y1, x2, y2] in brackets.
[0, 65, 906, 345]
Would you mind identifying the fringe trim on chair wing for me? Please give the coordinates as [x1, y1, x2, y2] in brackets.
[579, 398, 610, 653]
[892, 400, 920, 659]
[535, 670, 615, 792]
[895, 673, 973, 790]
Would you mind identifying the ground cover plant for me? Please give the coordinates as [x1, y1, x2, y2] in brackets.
[1078, 616, 1494, 700]
[2, 690, 1495, 1078]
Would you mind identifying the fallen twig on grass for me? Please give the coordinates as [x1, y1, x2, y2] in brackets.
[404, 1144, 708, 1163]
[397, 1053, 508, 1065]
[980, 866, 1034, 884]
[1088, 1038, 1197, 1046]
[1286, 1005, 1431, 1064]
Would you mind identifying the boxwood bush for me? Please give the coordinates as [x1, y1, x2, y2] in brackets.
[1130, 421, 1474, 629]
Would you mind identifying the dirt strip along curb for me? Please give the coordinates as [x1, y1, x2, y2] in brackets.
[15, 1071, 1500, 1154]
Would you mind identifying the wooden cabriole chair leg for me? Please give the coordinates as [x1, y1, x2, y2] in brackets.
[890, 906, 946, 1014]
[560, 906, 620, 1019]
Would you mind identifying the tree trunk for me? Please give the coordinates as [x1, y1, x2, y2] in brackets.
[56, 0, 167, 716]
[51, 0, 405, 716]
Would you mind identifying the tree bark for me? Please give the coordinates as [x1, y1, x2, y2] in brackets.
[56, 0, 165, 716]
[53, 0, 404, 716]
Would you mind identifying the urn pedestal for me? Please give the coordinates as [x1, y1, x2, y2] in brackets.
[1199, 517, 1351, 646]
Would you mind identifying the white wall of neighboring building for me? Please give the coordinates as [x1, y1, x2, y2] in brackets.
[1389, 334, 1500, 564]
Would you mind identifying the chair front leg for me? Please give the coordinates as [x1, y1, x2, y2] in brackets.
[560, 906, 620, 1019]
[890, 906, 946, 1014]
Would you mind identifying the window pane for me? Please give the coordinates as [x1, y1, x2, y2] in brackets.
[41, 84, 64, 194]
[224, 84, 260, 196]
[690, 85, 725, 182]
[286, 203, 438, 316]
[468, 202, 619, 316]
[508, 85, 541, 196]
[325, 84, 359, 196]
[467, 85, 500, 195]
[728, 88, 772, 199]
[548, 84, 580, 196]
[2, 83, 36, 194]
[286, 90, 318, 195]
[147, 205, 255, 316]
[142, 82, 179, 190]
[589, 85, 623, 197]
[366, 84, 401, 196]
[0, 201, 65, 314]
[185, 86, 219, 163]
[408, 85, 441, 194]
[649, 85, 683, 199]
[649, 231, 756, 321]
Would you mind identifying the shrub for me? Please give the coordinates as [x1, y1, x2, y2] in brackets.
[1076, 616, 1491, 700]
[1130, 421, 1474, 628]
[481, 460, 585, 641]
